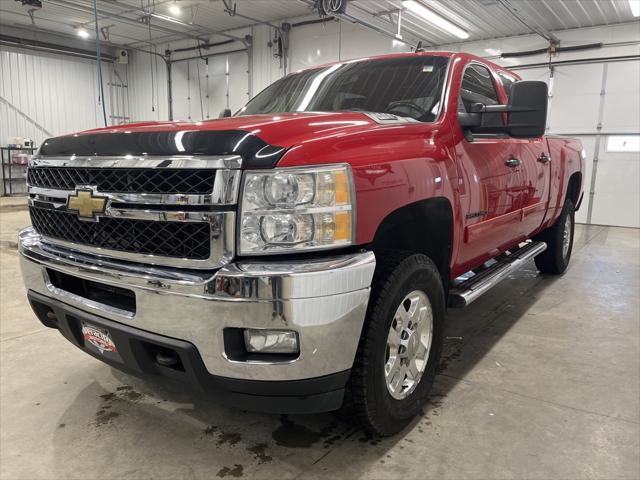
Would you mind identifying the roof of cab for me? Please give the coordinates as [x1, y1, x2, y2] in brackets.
[293, 50, 520, 80]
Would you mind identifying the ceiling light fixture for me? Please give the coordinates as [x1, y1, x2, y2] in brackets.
[168, 3, 181, 15]
[150, 12, 190, 25]
[76, 28, 90, 39]
[629, 0, 640, 17]
[402, 0, 469, 39]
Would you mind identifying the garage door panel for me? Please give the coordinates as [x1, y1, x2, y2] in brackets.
[548, 64, 603, 134]
[590, 192, 640, 228]
[601, 61, 640, 134]
[589, 141, 640, 228]
[227, 52, 248, 75]
[514, 67, 550, 83]
[228, 73, 248, 113]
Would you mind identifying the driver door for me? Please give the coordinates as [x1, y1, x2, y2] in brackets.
[454, 63, 523, 270]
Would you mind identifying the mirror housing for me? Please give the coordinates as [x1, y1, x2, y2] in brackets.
[457, 81, 548, 138]
[219, 108, 232, 118]
[507, 81, 548, 138]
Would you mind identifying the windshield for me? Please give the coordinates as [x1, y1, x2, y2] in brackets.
[238, 56, 450, 122]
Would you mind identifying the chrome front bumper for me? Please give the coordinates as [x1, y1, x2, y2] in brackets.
[18, 227, 375, 382]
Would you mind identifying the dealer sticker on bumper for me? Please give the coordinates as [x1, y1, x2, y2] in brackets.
[81, 322, 121, 362]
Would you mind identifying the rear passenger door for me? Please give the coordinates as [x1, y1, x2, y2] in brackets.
[498, 71, 551, 240]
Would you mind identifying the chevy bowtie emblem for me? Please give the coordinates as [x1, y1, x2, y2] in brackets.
[67, 189, 107, 220]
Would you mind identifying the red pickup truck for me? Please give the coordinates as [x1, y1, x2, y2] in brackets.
[19, 51, 584, 436]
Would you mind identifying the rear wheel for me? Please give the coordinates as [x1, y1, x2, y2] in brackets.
[345, 251, 445, 436]
[534, 199, 575, 274]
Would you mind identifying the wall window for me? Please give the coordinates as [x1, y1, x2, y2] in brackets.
[606, 135, 640, 153]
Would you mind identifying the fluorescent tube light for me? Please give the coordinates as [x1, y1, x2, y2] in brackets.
[629, 0, 640, 17]
[150, 12, 189, 25]
[402, 0, 469, 39]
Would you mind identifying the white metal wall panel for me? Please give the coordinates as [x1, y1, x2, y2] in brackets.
[0, 45, 104, 145]
[250, 24, 284, 95]
[127, 49, 168, 122]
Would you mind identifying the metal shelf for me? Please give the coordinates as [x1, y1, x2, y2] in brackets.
[1, 147, 36, 197]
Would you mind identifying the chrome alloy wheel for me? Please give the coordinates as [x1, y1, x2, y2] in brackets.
[562, 214, 572, 260]
[384, 290, 433, 400]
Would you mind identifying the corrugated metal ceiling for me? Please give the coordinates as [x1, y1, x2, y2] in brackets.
[347, 0, 639, 46]
[0, 0, 638, 49]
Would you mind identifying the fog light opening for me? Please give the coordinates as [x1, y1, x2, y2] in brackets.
[243, 329, 299, 355]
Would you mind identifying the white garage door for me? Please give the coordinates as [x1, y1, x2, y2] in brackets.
[516, 60, 640, 228]
[171, 51, 249, 121]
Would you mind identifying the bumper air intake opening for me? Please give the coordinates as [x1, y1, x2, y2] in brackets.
[46, 269, 136, 314]
[28, 298, 59, 328]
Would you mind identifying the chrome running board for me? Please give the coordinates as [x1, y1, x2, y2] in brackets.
[448, 241, 547, 308]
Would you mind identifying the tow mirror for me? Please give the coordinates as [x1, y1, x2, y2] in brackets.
[506, 81, 548, 138]
[457, 81, 548, 138]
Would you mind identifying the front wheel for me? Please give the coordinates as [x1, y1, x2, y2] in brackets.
[345, 251, 445, 436]
[534, 199, 575, 274]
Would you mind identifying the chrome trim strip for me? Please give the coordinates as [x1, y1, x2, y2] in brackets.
[29, 199, 234, 223]
[27, 169, 242, 206]
[30, 154, 243, 169]
[19, 227, 375, 300]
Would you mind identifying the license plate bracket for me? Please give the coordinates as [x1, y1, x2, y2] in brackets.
[81, 322, 122, 363]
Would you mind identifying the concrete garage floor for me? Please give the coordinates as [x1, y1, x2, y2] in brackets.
[1, 197, 639, 480]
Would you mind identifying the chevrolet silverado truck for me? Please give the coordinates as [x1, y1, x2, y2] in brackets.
[19, 52, 584, 436]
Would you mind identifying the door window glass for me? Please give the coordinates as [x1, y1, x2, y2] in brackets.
[498, 72, 517, 100]
[459, 64, 503, 127]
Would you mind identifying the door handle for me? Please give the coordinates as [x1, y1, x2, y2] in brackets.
[505, 158, 521, 167]
[538, 153, 551, 163]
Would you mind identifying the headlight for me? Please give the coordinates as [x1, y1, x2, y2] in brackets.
[239, 164, 354, 254]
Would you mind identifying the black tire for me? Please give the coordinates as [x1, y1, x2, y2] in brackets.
[344, 251, 445, 437]
[534, 198, 575, 274]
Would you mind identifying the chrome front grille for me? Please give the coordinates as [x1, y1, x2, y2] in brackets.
[27, 155, 241, 269]
[30, 206, 212, 259]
